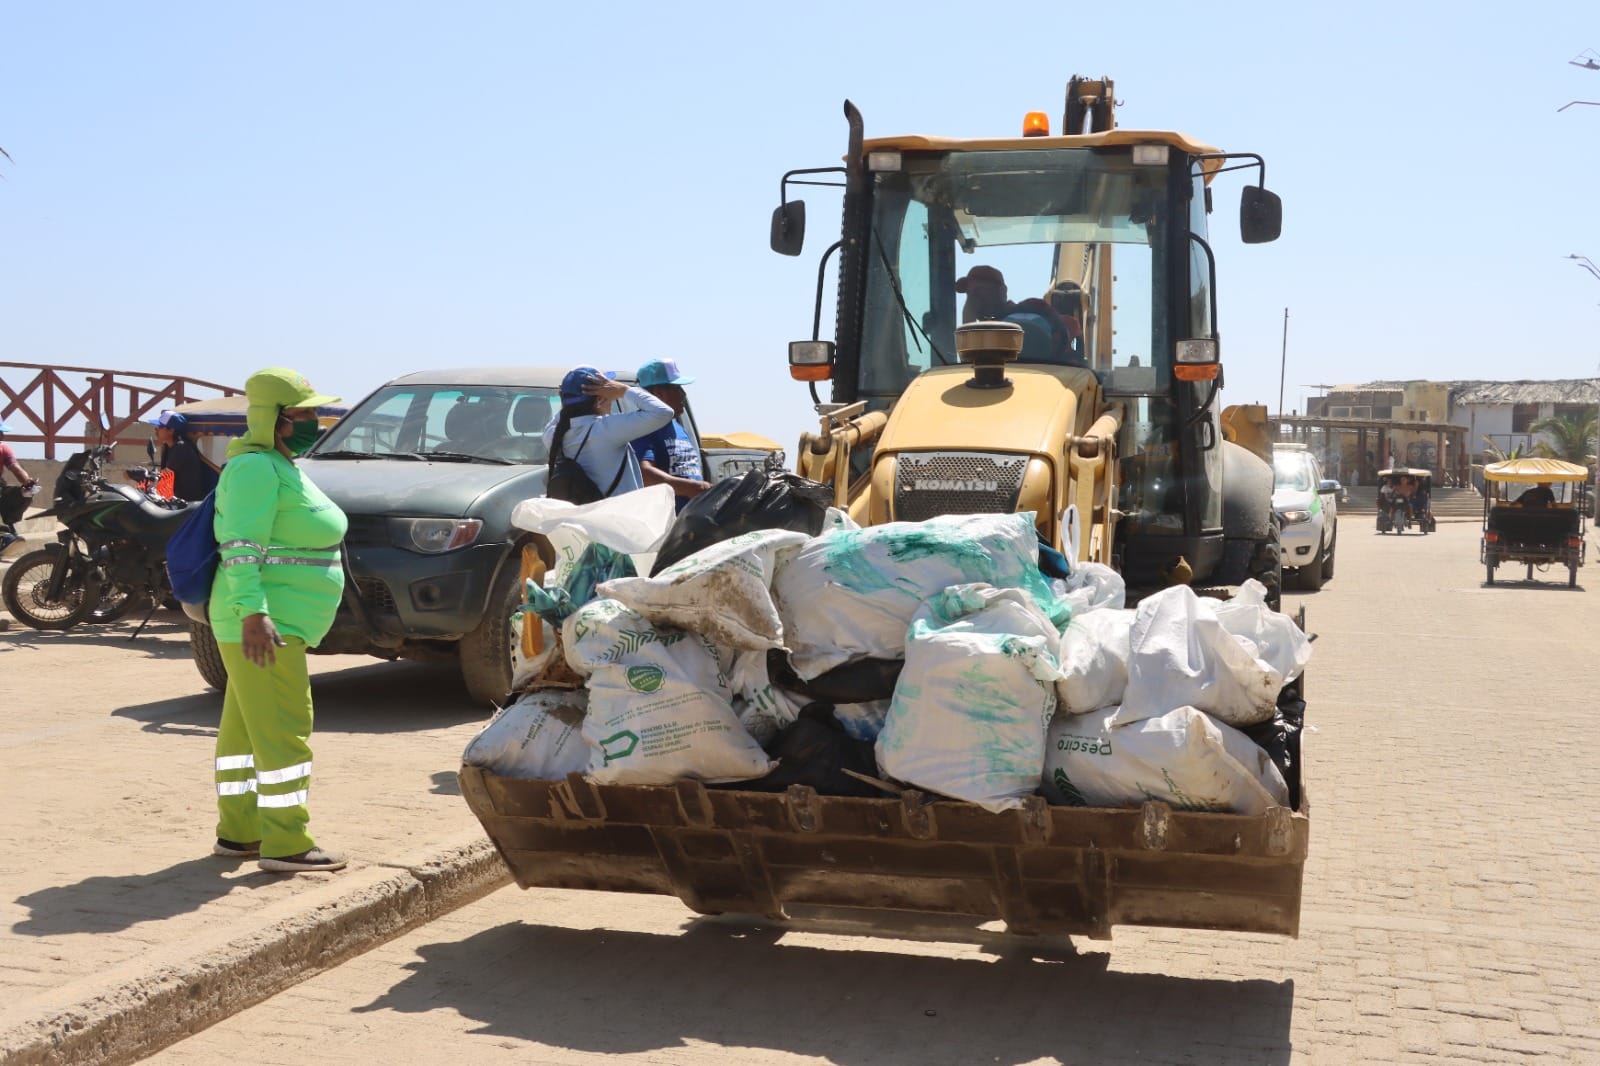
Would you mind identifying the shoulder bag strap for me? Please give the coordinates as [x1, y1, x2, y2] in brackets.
[603, 451, 628, 497]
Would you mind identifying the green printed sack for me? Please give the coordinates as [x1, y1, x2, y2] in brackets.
[772, 512, 1070, 679]
[875, 584, 1063, 812]
[564, 598, 772, 785]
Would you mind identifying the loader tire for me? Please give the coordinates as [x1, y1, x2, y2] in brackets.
[1248, 524, 1283, 612]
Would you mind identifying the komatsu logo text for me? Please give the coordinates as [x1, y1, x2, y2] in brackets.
[912, 478, 999, 492]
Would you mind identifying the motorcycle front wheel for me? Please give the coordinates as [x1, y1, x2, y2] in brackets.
[2, 548, 102, 630]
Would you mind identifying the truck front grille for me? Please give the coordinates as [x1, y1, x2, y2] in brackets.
[893, 451, 1028, 521]
[342, 515, 392, 547]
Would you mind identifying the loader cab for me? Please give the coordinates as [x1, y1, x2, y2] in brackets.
[774, 105, 1282, 590]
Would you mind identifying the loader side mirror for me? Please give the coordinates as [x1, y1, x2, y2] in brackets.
[1240, 186, 1282, 244]
[771, 200, 806, 257]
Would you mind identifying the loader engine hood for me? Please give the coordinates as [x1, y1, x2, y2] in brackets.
[865, 364, 1100, 526]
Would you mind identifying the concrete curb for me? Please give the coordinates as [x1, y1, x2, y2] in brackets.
[0, 834, 512, 1066]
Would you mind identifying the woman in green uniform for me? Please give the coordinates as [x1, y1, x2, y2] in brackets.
[209, 368, 349, 873]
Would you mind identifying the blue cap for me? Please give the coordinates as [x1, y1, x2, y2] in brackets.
[145, 410, 187, 430]
[560, 366, 617, 404]
[637, 358, 695, 388]
[0, 419, 8, 433]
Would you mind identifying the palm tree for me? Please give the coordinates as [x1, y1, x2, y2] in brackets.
[1480, 435, 1529, 462]
[1528, 410, 1598, 467]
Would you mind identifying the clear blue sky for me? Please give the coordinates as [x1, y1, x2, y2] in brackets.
[4, 1, 1599, 458]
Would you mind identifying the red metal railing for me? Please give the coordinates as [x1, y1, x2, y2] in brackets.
[0, 362, 240, 459]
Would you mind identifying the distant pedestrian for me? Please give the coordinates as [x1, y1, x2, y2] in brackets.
[210, 368, 350, 874]
[146, 410, 219, 501]
[0, 418, 41, 556]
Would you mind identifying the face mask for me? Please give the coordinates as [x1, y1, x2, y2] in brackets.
[283, 416, 320, 456]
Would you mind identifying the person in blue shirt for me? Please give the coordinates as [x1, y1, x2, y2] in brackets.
[631, 359, 711, 511]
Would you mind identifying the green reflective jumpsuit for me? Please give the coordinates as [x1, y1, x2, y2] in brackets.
[211, 424, 347, 859]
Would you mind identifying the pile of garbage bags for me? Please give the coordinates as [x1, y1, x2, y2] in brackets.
[463, 471, 1312, 816]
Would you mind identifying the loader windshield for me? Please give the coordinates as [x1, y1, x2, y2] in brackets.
[856, 148, 1180, 403]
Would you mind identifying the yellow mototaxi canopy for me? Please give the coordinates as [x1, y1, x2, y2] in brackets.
[861, 129, 1227, 179]
[700, 432, 783, 452]
[1482, 458, 1590, 483]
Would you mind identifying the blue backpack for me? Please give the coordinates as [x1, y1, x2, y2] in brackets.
[165, 491, 219, 623]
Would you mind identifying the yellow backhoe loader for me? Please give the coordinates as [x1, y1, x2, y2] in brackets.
[462, 78, 1309, 940]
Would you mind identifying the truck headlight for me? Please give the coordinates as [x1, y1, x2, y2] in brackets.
[1277, 509, 1312, 525]
[389, 517, 483, 553]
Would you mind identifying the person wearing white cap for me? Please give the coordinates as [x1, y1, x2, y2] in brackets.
[632, 359, 710, 511]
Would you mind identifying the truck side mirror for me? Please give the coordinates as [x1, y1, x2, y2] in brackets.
[1240, 185, 1282, 244]
[771, 200, 806, 257]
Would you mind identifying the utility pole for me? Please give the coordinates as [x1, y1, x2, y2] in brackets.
[1277, 307, 1289, 423]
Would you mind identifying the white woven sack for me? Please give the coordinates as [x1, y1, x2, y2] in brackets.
[1049, 560, 1126, 615]
[1054, 607, 1135, 713]
[1041, 705, 1290, 815]
[598, 528, 809, 651]
[875, 584, 1062, 813]
[461, 689, 589, 780]
[1123, 583, 1304, 728]
[1212, 579, 1312, 693]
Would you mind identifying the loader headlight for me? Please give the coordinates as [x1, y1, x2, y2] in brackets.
[389, 517, 483, 554]
[1277, 509, 1312, 525]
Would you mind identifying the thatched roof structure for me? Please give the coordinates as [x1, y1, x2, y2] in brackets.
[1347, 379, 1599, 405]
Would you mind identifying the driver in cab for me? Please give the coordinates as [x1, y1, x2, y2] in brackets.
[956, 266, 1073, 366]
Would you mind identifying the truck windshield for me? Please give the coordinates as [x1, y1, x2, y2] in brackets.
[857, 148, 1174, 403]
[311, 384, 562, 466]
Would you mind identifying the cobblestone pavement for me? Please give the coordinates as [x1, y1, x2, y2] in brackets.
[139, 522, 1600, 1065]
[0, 583, 498, 1047]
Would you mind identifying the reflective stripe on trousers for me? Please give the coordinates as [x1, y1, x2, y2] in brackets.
[214, 637, 319, 858]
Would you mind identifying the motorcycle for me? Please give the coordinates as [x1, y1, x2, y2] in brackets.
[1, 441, 198, 632]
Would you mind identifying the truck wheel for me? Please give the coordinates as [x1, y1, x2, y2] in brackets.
[459, 558, 523, 708]
[1486, 564, 1496, 586]
[1321, 533, 1336, 581]
[189, 620, 229, 691]
[1298, 542, 1325, 592]
[1247, 524, 1283, 611]
[1570, 564, 1579, 588]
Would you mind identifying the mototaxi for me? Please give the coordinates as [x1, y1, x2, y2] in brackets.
[1480, 458, 1589, 587]
[1374, 468, 1435, 535]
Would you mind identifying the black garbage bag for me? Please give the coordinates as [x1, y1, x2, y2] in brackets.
[767, 648, 903, 704]
[1241, 691, 1304, 809]
[650, 469, 833, 575]
[724, 704, 888, 798]
[0, 485, 28, 526]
